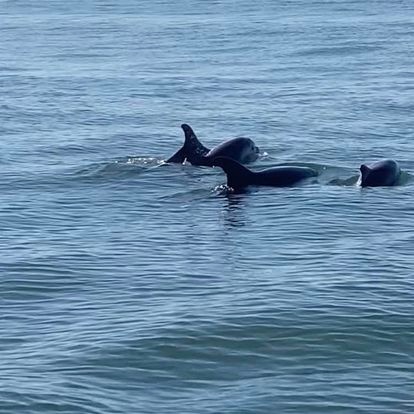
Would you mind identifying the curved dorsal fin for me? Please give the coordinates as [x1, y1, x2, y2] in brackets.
[213, 156, 254, 189]
[166, 124, 210, 164]
[181, 124, 209, 155]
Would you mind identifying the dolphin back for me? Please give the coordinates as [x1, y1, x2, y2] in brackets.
[252, 166, 317, 187]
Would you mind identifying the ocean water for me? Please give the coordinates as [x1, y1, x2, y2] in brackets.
[1, 1, 414, 413]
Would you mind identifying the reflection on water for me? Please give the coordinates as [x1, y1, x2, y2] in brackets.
[221, 190, 250, 228]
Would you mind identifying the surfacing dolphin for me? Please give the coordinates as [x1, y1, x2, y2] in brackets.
[213, 156, 318, 191]
[358, 159, 401, 187]
[167, 124, 259, 166]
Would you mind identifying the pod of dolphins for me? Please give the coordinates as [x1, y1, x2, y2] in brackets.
[167, 124, 402, 191]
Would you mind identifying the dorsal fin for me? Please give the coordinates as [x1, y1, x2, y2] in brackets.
[166, 146, 186, 164]
[212, 156, 254, 189]
[181, 124, 209, 155]
[166, 124, 210, 164]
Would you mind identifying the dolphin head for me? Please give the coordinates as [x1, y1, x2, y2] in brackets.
[241, 138, 260, 163]
[359, 160, 400, 187]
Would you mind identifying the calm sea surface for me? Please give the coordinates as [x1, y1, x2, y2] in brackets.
[1, 1, 414, 413]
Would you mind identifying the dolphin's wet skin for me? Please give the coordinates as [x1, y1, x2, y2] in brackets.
[358, 159, 401, 187]
[167, 124, 260, 166]
[212, 156, 318, 190]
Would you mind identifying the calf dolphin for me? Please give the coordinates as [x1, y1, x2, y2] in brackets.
[359, 159, 401, 187]
[213, 156, 318, 190]
[167, 124, 259, 166]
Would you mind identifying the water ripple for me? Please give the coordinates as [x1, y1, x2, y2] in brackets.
[2, 1, 414, 413]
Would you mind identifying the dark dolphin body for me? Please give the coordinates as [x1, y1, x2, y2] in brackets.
[167, 124, 259, 166]
[359, 159, 401, 187]
[213, 156, 318, 190]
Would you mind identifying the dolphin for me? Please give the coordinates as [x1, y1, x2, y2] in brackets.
[167, 124, 259, 166]
[359, 159, 401, 187]
[213, 156, 318, 190]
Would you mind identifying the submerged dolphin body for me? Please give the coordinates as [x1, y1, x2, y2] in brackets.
[359, 159, 401, 187]
[213, 156, 318, 190]
[167, 124, 259, 166]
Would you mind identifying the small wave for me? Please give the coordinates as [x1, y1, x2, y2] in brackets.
[398, 170, 412, 186]
[294, 44, 384, 57]
[70, 157, 163, 182]
[328, 176, 360, 186]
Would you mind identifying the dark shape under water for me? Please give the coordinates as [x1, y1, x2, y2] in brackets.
[213, 156, 318, 190]
[167, 124, 259, 166]
[359, 159, 401, 187]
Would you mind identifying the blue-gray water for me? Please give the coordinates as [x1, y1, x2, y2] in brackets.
[1, 1, 414, 413]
